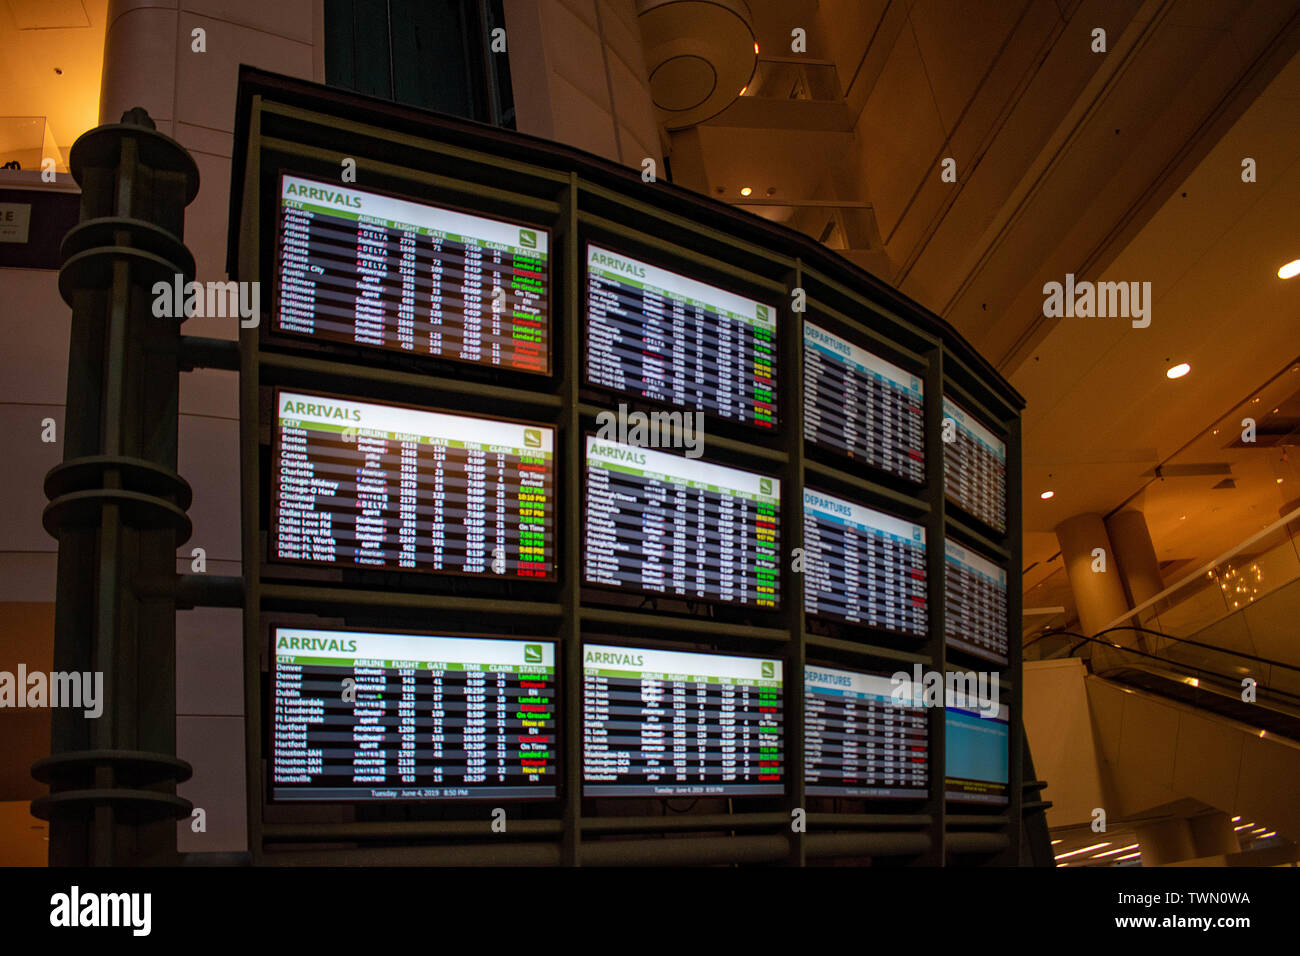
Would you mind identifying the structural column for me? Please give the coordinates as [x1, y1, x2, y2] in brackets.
[1105, 509, 1164, 608]
[1055, 513, 1130, 637]
[33, 108, 199, 865]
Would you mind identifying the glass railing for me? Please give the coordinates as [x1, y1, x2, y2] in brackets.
[1107, 507, 1300, 648]
[1025, 626, 1300, 714]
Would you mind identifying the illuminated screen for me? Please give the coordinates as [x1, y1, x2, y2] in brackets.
[803, 321, 925, 483]
[584, 436, 780, 607]
[583, 643, 783, 796]
[272, 390, 554, 579]
[271, 628, 557, 801]
[942, 396, 1007, 532]
[945, 540, 1009, 665]
[805, 665, 928, 799]
[944, 695, 1009, 805]
[802, 488, 927, 636]
[275, 174, 550, 373]
[584, 243, 777, 428]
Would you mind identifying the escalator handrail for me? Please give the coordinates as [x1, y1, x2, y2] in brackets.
[1025, 623, 1300, 674]
[1024, 628, 1300, 709]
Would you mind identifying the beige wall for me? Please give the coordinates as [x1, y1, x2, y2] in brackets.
[504, 0, 660, 169]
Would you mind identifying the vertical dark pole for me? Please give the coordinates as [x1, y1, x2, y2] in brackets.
[33, 108, 200, 866]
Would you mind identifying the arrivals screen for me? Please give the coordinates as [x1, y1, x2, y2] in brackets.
[271, 628, 557, 801]
[803, 322, 925, 483]
[943, 396, 1007, 532]
[805, 666, 928, 798]
[584, 244, 777, 428]
[946, 540, 1009, 665]
[275, 174, 550, 374]
[272, 390, 554, 579]
[583, 644, 783, 796]
[944, 695, 1009, 805]
[584, 437, 780, 607]
[802, 489, 928, 636]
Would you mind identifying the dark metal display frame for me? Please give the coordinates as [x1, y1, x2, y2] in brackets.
[228, 66, 1028, 867]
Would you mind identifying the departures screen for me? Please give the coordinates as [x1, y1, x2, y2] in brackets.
[272, 390, 554, 579]
[271, 628, 557, 801]
[802, 489, 928, 636]
[805, 666, 928, 799]
[945, 540, 1009, 665]
[584, 244, 777, 428]
[275, 174, 549, 373]
[584, 437, 780, 607]
[944, 696, 1009, 805]
[803, 321, 925, 483]
[583, 644, 783, 796]
[942, 396, 1007, 532]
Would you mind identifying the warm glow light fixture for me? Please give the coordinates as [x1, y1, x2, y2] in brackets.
[739, 186, 752, 197]
[1055, 842, 1110, 860]
[1279, 258, 1300, 279]
[1166, 362, 1191, 379]
[1040, 490, 1054, 499]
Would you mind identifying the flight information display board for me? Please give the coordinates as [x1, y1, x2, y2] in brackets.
[803, 322, 925, 484]
[945, 540, 1009, 665]
[584, 437, 780, 607]
[271, 628, 557, 801]
[943, 396, 1007, 532]
[945, 696, 1009, 805]
[583, 644, 783, 796]
[805, 666, 928, 799]
[584, 244, 777, 429]
[802, 489, 928, 636]
[275, 174, 550, 374]
[272, 390, 554, 579]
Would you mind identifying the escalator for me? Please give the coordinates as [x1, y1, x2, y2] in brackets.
[1022, 625, 1300, 855]
[1029, 626, 1300, 742]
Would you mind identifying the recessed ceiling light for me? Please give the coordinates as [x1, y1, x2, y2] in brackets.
[1166, 363, 1191, 379]
[1040, 490, 1054, 499]
[739, 186, 752, 197]
[1278, 258, 1300, 279]
[1278, 478, 1285, 484]
[753, 42, 760, 54]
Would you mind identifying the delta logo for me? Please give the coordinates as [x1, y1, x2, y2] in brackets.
[280, 399, 361, 422]
[284, 181, 362, 209]
[590, 250, 645, 278]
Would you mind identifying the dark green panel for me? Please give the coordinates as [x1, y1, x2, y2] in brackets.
[324, 0, 393, 99]
[390, 0, 476, 116]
